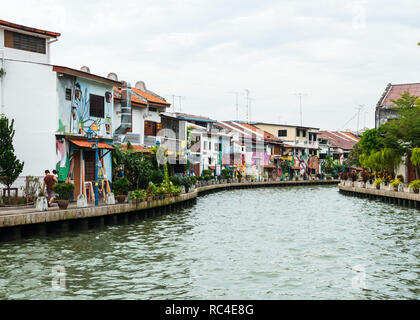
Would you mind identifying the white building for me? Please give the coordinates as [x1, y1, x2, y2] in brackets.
[0, 20, 120, 199]
[113, 80, 170, 148]
[0, 20, 60, 189]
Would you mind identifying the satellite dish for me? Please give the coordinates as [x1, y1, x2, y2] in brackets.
[107, 72, 118, 81]
[80, 66, 90, 73]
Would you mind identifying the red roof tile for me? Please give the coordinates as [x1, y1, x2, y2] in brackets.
[318, 131, 359, 150]
[379, 83, 420, 107]
[69, 139, 114, 150]
[0, 19, 60, 38]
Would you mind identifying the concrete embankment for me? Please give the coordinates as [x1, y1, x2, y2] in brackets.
[0, 179, 339, 240]
[338, 183, 420, 209]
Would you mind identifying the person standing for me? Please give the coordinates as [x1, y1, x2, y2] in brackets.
[42, 170, 57, 207]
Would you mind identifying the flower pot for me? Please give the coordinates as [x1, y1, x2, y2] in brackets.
[57, 200, 69, 210]
[393, 186, 398, 192]
[116, 195, 127, 203]
[414, 189, 419, 194]
[376, 185, 380, 190]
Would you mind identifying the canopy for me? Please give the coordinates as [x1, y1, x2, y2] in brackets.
[68, 139, 114, 150]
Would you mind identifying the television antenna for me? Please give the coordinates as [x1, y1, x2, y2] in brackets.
[294, 93, 307, 127]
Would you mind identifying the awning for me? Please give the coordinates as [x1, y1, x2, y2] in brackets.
[69, 139, 114, 150]
[264, 165, 276, 169]
[209, 165, 215, 170]
[291, 166, 301, 170]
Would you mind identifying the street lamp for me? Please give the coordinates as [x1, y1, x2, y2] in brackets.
[87, 128, 99, 207]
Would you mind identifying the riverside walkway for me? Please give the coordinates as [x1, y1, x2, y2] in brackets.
[0, 179, 339, 240]
[338, 181, 420, 209]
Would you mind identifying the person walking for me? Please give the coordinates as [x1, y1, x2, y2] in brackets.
[42, 170, 57, 207]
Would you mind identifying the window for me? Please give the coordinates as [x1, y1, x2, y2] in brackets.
[296, 129, 300, 137]
[209, 142, 211, 150]
[149, 107, 157, 112]
[278, 130, 287, 137]
[4, 30, 46, 54]
[203, 141, 208, 150]
[144, 121, 159, 136]
[65, 88, 72, 101]
[89, 94, 105, 118]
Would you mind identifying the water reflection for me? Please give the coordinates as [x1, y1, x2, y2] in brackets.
[0, 186, 418, 299]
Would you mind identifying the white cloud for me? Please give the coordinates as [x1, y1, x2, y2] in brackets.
[2, 0, 420, 130]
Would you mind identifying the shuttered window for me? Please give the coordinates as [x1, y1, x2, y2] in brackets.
[5, 30, 46, 54]
[89, 94, 104, 118]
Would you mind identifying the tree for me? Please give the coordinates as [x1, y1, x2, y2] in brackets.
[0, 114, 24, 195]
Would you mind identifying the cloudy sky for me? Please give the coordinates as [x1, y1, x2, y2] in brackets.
[3, 0, 420, 130]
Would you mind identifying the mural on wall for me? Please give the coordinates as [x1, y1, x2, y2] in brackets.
[56, 138, 70, 182]
[70, 82, 112, 137]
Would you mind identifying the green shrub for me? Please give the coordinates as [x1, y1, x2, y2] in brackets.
[151, 170, 164, 184]
[374, 178, 385, 187]
[390, 179, 402, 188]
[129, 190, 146, 201]
[203, 169, 212, 176]
[409, 180, 420, 190]
[112, 177, 132, 195]
[172, 186, 182, 195]
[170, 175, 183, 186]
[52, 182, 74, 200]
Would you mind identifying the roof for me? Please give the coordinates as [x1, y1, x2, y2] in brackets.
[53, 66, 121, 86]
[0, 19, 60, 38]
[318, 131, 359, 150]
[113, 86, 170, 107]
[377, 83, 420, 107]
[132, 87, 170, 107]
[68, 139, 114, 150]
[175, 113, 216, 122]
[253, 122, 320, 130]
[264, 165, 276, 169]
[113, 86, 147, 107]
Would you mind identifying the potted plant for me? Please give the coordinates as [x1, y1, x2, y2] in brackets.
[390, 179, 402, 192]
[173, 186, 182, 196]
[129, 190, 145, 204]
[146, 182, 155, 201]
[112, 177, 132, 203]
[374, 178, 384, 190]
[52, 182, 74, 210]
[182, 177, 192, 193]
[409, 180, 420, 194]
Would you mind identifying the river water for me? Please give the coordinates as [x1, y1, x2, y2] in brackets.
[0, 185, 418, 299]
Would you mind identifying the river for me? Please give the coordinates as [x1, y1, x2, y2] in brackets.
[0, 185, 418, 299]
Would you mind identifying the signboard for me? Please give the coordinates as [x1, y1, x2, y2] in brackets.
[216, 164, 221, 176]
[124, 133, 141, 145]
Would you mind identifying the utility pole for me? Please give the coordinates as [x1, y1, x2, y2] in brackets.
[294, 93, 307, 127]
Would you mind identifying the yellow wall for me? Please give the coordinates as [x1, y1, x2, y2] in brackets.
[254, 124, 297, 142]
